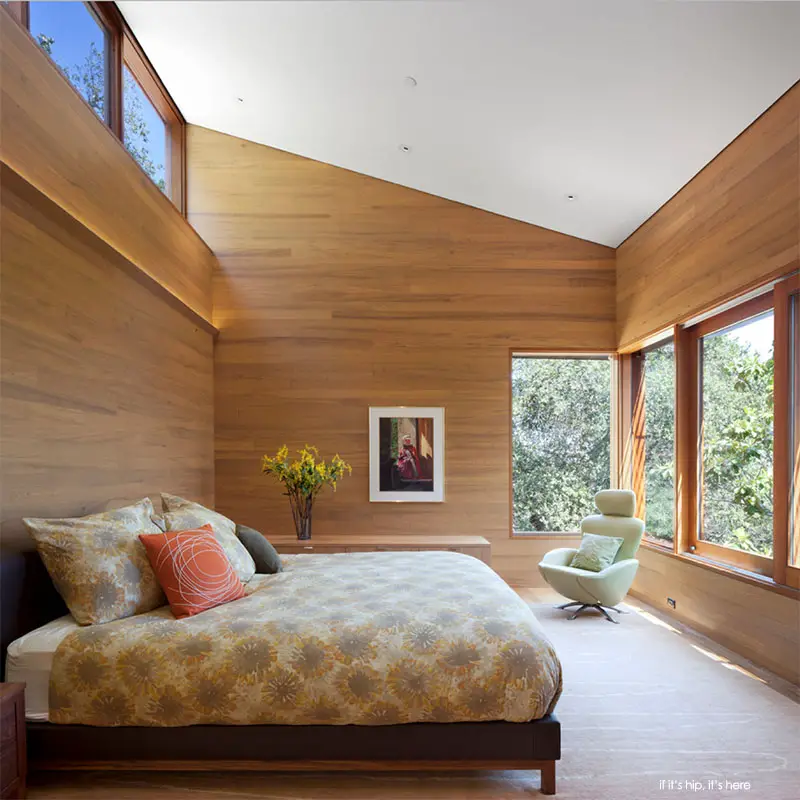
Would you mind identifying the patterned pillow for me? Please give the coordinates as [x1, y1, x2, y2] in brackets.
[570, 533, 624, 572]
[139, 525, 246, 619]
[23, 498, 165, 625]
[161, 494, 255, 583]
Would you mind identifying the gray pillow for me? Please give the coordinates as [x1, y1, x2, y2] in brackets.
[235, 525, 283, 574]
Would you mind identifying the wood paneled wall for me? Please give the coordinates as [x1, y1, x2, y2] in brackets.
[187, 125, 614, 586]
[0, 10, 215, 323]
[618, 83, 800, 682]
[0, 164, 215, 549]
[616, 82, 800, 351]
[630, 549, 800, 685]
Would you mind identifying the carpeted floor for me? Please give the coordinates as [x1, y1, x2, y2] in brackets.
[29, 592, 799, 799]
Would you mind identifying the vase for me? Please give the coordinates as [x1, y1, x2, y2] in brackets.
[295, 514, 312, 540]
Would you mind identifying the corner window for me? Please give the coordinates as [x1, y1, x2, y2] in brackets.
[633, 340, 676, 544]
[622, 277, 798, 586]
[29, 1, 109, 123]
[789, 291, 799, 568]
[512, 355, 612, 533]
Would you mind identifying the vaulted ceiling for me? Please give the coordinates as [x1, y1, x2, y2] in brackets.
[118, 0, 800, 247]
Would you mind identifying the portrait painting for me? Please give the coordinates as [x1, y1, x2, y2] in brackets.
[369, 407, 444, 502]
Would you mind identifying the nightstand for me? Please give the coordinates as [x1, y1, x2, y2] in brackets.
[0, 684, 26, 799]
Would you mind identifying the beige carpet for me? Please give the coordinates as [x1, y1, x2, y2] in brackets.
[29, 593, 799, 799]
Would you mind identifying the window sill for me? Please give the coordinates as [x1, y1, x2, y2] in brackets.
[642, 536, 674, 552]
[510, 531, 581, 539]
[639, 541, 800, 600]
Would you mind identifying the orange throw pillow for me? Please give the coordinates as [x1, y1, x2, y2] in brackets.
[139, 524, 246, 619]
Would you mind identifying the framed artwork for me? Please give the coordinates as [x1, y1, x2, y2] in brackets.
[369, 407, 444, 502]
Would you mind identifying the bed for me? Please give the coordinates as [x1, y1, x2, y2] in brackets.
[1, 547, 563, 794]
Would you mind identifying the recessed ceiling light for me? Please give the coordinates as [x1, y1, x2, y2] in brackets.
[565, 194, 577, 201]
[399, 144, 412, 153]
[404, 76, 417, 88]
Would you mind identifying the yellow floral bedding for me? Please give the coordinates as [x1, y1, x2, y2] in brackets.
[49, 551, 562, 726]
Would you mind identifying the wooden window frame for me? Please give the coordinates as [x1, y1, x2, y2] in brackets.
[121, 24, 186, 212]
[623, 337, 676, 551]
[620, 274, 799, 592]
[509, 349, 616, 538]
[774, 274, 800, 588]
[681, 292, 775, 577]
[5, 1, 185, 213]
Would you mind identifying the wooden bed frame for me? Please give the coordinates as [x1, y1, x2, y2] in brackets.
[1, 549, 561, 795]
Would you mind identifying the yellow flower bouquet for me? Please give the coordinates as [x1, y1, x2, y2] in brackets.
[261, 445, 351, 540]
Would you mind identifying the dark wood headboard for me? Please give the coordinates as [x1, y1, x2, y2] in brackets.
[0, 548, 67, 679]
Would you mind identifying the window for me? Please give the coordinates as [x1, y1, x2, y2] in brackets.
[5, 1, 185, 212]
[632, 340, 676, 544]
[789, 292, 799, 568]
[623, 277, 799, 588]
[29, 1, 109, 123]
[512, 355, 612, 533]
[682, 293, 775, 576]
[699, 311, 774, 558]
[122, 35, 184, 204]
[774, 274, 800, 588]
[124, 65, 166, 193]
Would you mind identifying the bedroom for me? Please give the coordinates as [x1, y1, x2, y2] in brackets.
[0, 1, 798, 798]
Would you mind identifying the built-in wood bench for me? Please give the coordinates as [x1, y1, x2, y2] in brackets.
[269, 534, 491, 566]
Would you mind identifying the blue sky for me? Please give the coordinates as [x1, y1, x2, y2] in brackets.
[30, 1, 166, 189]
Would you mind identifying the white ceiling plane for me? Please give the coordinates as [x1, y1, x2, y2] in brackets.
[118, 0, 800, 246]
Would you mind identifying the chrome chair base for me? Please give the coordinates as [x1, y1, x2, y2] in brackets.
[555, 601, 627, 624]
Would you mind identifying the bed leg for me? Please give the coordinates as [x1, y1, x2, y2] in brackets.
[540, 761, 556, 795]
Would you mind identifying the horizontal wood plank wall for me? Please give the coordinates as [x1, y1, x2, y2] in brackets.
[0, 164, 214, 549]
[618, 83, 800, 682]
[0, 11, 215, 324]
[630, 549, 800, 685]
[187, 125, 614, 586]
[616, 82, 800, 351]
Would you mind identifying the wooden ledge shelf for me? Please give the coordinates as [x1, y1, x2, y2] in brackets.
[639, 540, 800, 600]
[1, 164, 219, 339]
[270, 534, 491, 565]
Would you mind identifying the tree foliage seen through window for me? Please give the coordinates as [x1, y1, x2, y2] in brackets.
[700, 315, 774, 556]
[32, 3, 166, 192]
[512, 357, 611, 532]
[642, 344, 675, 543]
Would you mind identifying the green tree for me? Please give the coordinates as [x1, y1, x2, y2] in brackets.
[641, 344, 676, 543]
[513, 333, 774, 556]
[123, 69, 166, 191]
[512, 358, 611, 532]
[37, 34, 165, 189]
[701, 336, 773, 555]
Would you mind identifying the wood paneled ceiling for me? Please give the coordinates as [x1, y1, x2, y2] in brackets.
[119, 1, 800, 247]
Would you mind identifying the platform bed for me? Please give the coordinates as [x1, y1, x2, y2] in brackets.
[27, 717, 560, 794]
[3, 550, 561, 795]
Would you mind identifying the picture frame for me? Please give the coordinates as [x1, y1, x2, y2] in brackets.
[369, 406, 445, 502]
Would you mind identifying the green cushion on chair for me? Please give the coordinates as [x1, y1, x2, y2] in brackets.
[570, 533, 624, 572]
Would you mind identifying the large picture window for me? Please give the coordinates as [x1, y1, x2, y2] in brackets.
[699, 310, 774, 558]
[512, 355, 612, 533]
[623, 276, 799, 590]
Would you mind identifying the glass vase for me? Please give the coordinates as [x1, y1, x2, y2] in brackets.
[295, 514, 312, 541]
